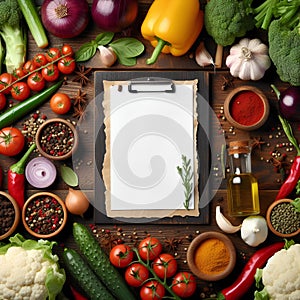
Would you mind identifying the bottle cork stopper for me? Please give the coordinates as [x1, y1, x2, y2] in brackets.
[228, 140, 250, 155]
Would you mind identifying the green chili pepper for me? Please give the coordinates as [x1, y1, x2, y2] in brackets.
[0, 80, 63, 129]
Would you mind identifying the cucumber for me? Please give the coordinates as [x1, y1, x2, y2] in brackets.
[72, 223, 136, 300]
[62, 248, 115, 300]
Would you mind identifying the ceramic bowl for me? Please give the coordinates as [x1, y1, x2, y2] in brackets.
[0, 191, 20, 240]
[187, 231, 236, 281]
[224, 86, 270, 131]
[266, 199, 300, 238]
[35, 118, 78, 160]
[22, 192, 67, 239]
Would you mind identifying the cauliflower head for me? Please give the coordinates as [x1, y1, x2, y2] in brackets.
[262, 244, 300, 300]
[0, 234, 65, 300]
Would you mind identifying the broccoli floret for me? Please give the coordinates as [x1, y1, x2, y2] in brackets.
[268, 19, 300, 86]
[0, 0, 26, 73]
[204, 0, 255, 46]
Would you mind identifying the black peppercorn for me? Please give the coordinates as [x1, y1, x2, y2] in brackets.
[0, 196, 15, 235]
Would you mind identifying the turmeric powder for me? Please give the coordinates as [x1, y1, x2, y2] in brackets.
[194, 238, 230, 274]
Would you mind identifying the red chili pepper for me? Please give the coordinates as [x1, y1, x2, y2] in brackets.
[217, 242, 284, 300]
[70, 285, 88, 300]
[8, 143, 36, 209]
[276, 156, 300, 200]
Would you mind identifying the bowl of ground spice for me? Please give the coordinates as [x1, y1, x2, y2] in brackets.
[22, 192, 67, 239]
[266, 199, 300, 238]
[0, 191, 20, 240]
[224, 86, 270, 131]
[187, 231, 236, 281]
[35, 118, 78, 160]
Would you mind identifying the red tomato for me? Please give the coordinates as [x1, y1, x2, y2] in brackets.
[0, 127, 25, 156]
[58, 57, 76, 75]
[153, 253, 178, 279]
[125, 263, 149, 287]
[61, 44, 74, 57]
[27, 72, 46, 92]
[171, 272, 197, 298]
[109, 244, 134, 268]
[45, 47, 61, 62]
[11, 82, 31, 101]
[0, 93, 6, 111]
[50, 93, 72, 115]
[138, 237, 163, 261]
[0, 73, 16, 94]
[23, 60, 36, 74]
[42, 64, 60, 82]
[32, 53, 48, 68]
[140, 281, 165, 300]
[13, 67, 26, 79]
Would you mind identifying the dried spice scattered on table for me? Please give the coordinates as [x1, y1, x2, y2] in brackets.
[251, 136, 266, 151]
[72, 89, 88, 107]
[0, 195, 15, 235]
[72, 65, 92, 86]
[164, 237, 183, 252]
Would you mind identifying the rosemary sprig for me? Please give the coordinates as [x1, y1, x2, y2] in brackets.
[177, 155, 193, 210]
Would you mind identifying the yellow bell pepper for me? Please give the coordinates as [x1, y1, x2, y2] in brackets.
[141, 0, 204, 65]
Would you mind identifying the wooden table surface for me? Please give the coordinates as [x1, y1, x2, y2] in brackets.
[1, 0, 299, 299]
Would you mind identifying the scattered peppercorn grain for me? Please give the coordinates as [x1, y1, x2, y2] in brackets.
[0, 196, 15, 235]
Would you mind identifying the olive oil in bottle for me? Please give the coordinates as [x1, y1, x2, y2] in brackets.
[227, 141, 260, 217]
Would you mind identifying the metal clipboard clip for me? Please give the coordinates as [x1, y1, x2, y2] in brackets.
[128, 77, 175, 93]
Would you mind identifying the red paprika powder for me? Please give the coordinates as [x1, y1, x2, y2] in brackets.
[229, 91, 264, 126]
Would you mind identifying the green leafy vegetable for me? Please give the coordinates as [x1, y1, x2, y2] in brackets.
[61, 165, 79, 187]
[292, 197, 300, 212]
[284, 238, 295, 250]
[177, 154, 193, 210]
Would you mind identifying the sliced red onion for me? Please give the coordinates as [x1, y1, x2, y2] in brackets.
[25, 157, 57, 188]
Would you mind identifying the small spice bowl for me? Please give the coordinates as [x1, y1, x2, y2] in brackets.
[187, 231, 236, 281]
[224, 86, 270, 131]
[266, 199, 300, 238]
[0, 191, 20, 240]
[22, 192, 67, 239]
[35, 118, 78, 160]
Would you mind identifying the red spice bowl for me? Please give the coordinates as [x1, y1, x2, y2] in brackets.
[224, 86, 270, 131]
[187, 231, 236, 281]
[22, 192, 67, 239]
[35, 118, 79, 161]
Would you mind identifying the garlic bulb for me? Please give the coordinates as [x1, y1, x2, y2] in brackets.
[98, 46, 117, 67]
[195, 41, 215, 67]
[216, 206, 241, 233]
[241, 216, 268, 247]
[225, 38, 271, 81]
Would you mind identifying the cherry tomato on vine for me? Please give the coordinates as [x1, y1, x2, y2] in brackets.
[11, 82, 31, 101]
[109, 244, 134, 268]
[32, 53, 48, 68]
[0, 93, 6, 111]
[42, 64, 60, 82]
[138, 237, 162, 261]
[0, 73, 16, 94]
[0, 127, 25, 156]
[140, 281, 165, 300]
[27, 72, 46, 92]
[58, 57, 76, 74]
[61, 44, 74, 57]
[13, 67, 26, 79]
[45, 47, 61, 62]
[171, 272, 197, 298]
[125, 263, 149, 287]
[23, 60, 36, 74]
[153, 253, 178, 279]
[50, 93, 72, 115]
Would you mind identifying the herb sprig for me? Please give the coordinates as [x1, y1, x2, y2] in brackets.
[177, 155, 193, 210]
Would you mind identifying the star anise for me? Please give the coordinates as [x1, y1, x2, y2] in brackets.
[72, 104, 86, 119]
[252, 136, 266, 151]
[269, 154, 289, 173]
[221, 75, 234, 91]
[72, 89, 88, 107]
[100, 232, 122, 252]
[72, 65, 93, 87]
[164, 237, 183, 252]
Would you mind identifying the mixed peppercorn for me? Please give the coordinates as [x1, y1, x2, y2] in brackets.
[0, 195, 15, 235]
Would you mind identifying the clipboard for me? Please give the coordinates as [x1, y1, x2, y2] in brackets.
[94, 71, 211, 224]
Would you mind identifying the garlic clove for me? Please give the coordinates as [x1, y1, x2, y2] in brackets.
[216, 206, 242, 234]
[195, 41, 215, 67]
[98, 45, 117, 67]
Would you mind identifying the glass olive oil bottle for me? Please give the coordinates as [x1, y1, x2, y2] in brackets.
[227, 141, 260, 216]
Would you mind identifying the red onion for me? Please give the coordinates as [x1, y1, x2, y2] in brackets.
[25, 157, 57, 188]
[41, 0, 90, 38]
[91, 0, 138, 32]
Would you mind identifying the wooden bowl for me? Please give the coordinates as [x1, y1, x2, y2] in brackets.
[187, 231, 236, 281]
[22, 192, 67, 239]
[266, 199, 300, 238]
[224, 86, 269, 131]
[35, 118, 78, 160]
[0, 191, 20, 240]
